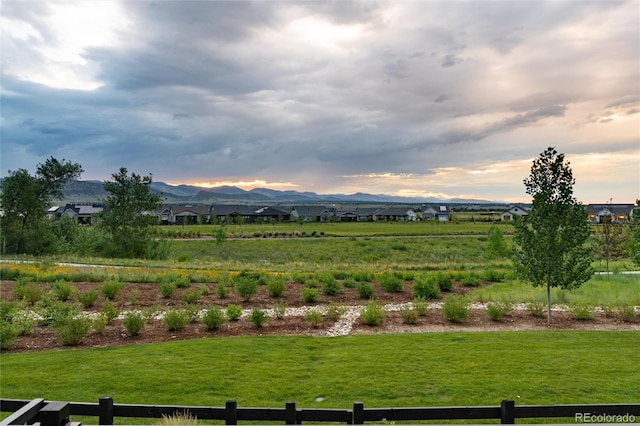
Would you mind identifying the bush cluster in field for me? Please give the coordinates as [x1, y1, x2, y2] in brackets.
[2, 262, 639, 350]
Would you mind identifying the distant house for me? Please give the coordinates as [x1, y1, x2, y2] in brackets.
[210, 205, 256, 223]
[157, 206, 176, 225]
[355, 207, 383, 222]
[373, 207, 418, 222]
[335, 208, 358, 222]
[289, 206, 336, 222]
[421, 205, 451, 222]
[500, 205, 529, 222]
[586, 204, 635, 223]
[254, 206, 290, 222]
[61, 203, 104, 225]
[173, 205, 212, 225]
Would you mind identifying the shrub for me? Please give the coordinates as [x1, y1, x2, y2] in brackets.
[326, 303, 347, 321]
[163, 309, 189, 331]
[184, 305, 201, 323]
[412, 298, 428, 316]
[100, 301, 120, 322]
[434, 272, 453, 291]
[301, 288, 319, 303]
[273, 301, 287, 320]
[159, 281, 177, 298]
[92, 314, 109, 334]
[352, 270, 374, 282]
[617, 305, 637, 322]
[172, 276, 191, 288]
[412, 276, 440, 300]
[570, 304, 595, 320]
[266, 276, 286, 297]
[216, 282, 230, 299]
[51, 280, 75, 302]
[291, 272, 310, 284]
[53, 315, 92, 346]
[485, 302, 511, 321]
[181, 289, 202, 305]
[400, 306, 418, 324]
[77, 290, 99, 308]
[202, 307, 226, 331]
[123, 312, 145, 336]
[460, 273, 481, 287]
[249, 308, 267, 328]
[527, 301, 546, 317]
[333, 271, 349, 280]
[361, 300, 386, 326]
[441, 295, 470, 323]
[13, 279, 43, 305]
[304, 309, 323, 327]
[12, 312, 35, 336]
[481, 269, 505, 283]
[101, 279, 124, 300]
[141, 305, 159, 322]
[36, 298, 80, 326]
[0, 320, 18, 349]
[356, 282, 374, 299]
[0, 300, 21, 322]
[342, 278, 357, 288]
[378, 273, 403, 293]
[226, 304, 242, 321]
[235, 277, 259, 302]
[322, 278, 342, 296]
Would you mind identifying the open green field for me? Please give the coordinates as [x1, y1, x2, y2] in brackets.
[2, 222, 638, 423]
[156, 221, 514, 238]
[2, 331, 638, 412]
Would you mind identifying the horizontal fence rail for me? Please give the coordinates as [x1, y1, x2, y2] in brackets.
[1, 397, 639, 425]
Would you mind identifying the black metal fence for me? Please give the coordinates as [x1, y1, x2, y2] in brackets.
[1, 397, 638, 426]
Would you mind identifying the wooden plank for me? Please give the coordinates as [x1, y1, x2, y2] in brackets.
[0, 398, 45, 425]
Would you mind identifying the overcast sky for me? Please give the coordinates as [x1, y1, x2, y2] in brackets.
[1, 0, 638, 203]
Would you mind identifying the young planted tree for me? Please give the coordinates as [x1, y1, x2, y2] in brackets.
[513, 147, 593, 323]
[628, 200, 640, 266]
[593, 200, 628, 278]
[0, 157, 83, 254]
[99, 167, 163, 258]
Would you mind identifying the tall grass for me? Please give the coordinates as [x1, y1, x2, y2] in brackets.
[472, 274, 640, 307]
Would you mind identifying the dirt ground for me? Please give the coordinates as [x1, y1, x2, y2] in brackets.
[2, 280, 638, 353]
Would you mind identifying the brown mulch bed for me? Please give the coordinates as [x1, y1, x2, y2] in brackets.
[2, 280, 638, 353]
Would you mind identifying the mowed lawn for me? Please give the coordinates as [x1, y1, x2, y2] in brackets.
[1, 331, 638, 411]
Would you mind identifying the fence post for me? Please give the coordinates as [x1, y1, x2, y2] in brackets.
[225, 400, 237, 425]
[99, 397, 114, 425]
[285, 401, 297, 425]
[39, 402, 71, 426]
[353, 402, 364, 425]
[501, 399, 515, 424]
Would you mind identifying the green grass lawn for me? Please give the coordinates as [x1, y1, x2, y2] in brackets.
[2, 331, 638, 413]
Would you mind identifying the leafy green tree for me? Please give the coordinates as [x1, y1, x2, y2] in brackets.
[98, 168, 163, 258]
[486, 225, 508, 259]
[628, 200, 640, 266]
[513, 147, 593, 323]
[0, 157, 83, 254]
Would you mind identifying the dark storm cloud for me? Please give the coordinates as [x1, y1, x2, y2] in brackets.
[1, 0, 638, 201]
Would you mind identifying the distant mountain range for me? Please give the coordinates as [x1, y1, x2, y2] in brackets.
[48, 180, 500, 205]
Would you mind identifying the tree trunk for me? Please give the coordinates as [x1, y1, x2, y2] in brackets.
[546, 283, 552, 324]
